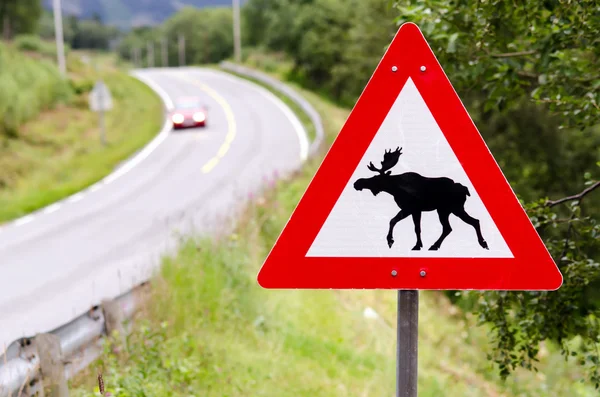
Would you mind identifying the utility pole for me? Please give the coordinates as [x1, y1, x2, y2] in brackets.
[178, 34, 185, 67]
[161, 37, 168, 67]
[130, 46, 135, 67]
[204, 31, 210, 64]
[232, 0, 241, 63]
[52, 0, 67, 76]
[135, 47, 141, 68]
[147, 41, 154, 67]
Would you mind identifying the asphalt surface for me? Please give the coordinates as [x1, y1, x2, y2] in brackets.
[0, 67, 307, 349]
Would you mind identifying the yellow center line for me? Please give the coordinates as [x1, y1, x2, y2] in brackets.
[170, 74, 237, 174]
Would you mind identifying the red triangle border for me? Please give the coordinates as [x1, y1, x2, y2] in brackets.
[257, 22, 563, 291]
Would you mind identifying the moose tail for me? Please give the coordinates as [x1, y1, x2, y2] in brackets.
[458, 183, 470, 197]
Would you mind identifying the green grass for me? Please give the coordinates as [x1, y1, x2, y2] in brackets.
[0, 41, 73, 137]
[0, 50, 163, 223]
[68, 68, 596, 396]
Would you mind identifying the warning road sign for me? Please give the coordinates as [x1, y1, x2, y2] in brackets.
[89, 80, 113, 112]
[257, 22, 562, 291]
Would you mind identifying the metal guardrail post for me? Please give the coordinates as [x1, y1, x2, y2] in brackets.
[102, 299, 126, 348]
[0, 282, 150, 397]
[36, 334, 68, 397]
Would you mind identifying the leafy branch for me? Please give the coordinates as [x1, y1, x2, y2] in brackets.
[546, 181, 600, 207]
[490, 50, 537, 58]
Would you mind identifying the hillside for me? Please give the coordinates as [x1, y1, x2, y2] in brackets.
[42, 0, 243, 29]
[0, 41, 163, 222]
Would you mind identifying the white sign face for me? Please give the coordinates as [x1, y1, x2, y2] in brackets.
[89, 80, 113, 112]
[306, 78, 513, 258]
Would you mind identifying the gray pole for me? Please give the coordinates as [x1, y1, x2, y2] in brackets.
[52, 0, 67, 76]
[134, 47, 140, 68]
[178, 34, 185, 66]
[232, 0, 241, 62]
[147, 41, 154, 67]
[99, 104, 106, 146]
[397, 290, 418, 397]
[161, 37, 168, 67]
[94, 61, 107, 147]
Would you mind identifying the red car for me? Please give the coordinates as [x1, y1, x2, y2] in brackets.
[170, 96, 208, 130]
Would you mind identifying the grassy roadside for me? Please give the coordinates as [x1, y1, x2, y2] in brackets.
[0, 48, 163, 223]
[67, 61, 595, 396]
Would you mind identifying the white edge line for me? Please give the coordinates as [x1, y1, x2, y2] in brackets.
[43, 203, 61, 214]
[0, 70, 174, 230]
[185, 68, 310, 163]
[66, 192, 85, 203]
[14, 215, 34, 227]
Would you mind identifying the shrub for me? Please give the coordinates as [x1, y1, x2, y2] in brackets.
[0, 42, 73, 137]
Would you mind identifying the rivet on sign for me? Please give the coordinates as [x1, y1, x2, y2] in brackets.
[392, 66, 398, 72]
[391, 270, 398, 277]
[420, 270, 427, 277]
[420, 65, 427, 72]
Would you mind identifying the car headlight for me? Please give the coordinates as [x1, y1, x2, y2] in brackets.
[172, 113, 184, 124]
[193, 112, 206, 122]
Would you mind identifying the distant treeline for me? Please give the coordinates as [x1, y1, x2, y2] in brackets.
[38, 11, 119, 50]
[0, 0, 118, 50]
[117, 7, 233, 67]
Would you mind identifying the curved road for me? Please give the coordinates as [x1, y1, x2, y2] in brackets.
[0, 67, 307, 349]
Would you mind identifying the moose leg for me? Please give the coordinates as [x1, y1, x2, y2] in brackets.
[387, 210, 410, 248]
[411, 212, 423, 250]
[453, 209, 489, 249]
[429, 210, 452, 250]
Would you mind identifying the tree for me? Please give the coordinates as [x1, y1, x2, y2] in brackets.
[0, 0, 41, 39]
[290, 0, 357, 96]
[392, 0, 600, 385]
[118, 7, 234, 66]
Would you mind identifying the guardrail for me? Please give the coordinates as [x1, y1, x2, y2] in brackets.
[0, 64, 325, 397]
[0, 282, 150, 397]
[219, 61, 325, 158]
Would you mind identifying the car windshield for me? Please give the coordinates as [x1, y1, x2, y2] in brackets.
[176, 100, 201, 109]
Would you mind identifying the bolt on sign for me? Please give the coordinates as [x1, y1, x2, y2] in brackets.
[257, 23, 563, 291]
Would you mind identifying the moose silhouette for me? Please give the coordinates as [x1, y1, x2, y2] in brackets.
[353, 147, 489, 251]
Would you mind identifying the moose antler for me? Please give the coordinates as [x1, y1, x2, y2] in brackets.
[367, 147, 402, 174]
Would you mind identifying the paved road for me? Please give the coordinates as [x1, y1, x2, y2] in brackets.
[0, 67, 307, 349]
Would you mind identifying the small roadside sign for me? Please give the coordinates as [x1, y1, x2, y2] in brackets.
[89, 80, 112, 145]
[89, 80, 113, 112]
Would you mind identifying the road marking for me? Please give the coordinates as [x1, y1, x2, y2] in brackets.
[43, 203, 61, 214]
[197, 68, 309, 163]
[0, 71, 176, 231]
[87, 184, 102, 193]
[169, 73, 237, 174]
[14, 215, 34, 226]
[67, 193, 84, 203]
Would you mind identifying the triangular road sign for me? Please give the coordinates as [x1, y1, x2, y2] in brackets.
[258, 22, 563, 291]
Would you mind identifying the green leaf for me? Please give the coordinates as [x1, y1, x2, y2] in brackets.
[447, 32, 459, 53]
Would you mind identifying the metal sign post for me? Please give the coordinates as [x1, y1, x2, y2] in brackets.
[89, 80, 113, 146]
[98, 88, 106, 146]
[397, 290, 418, 397]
